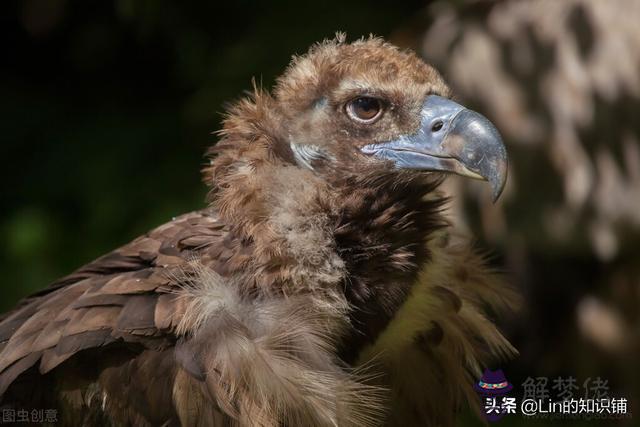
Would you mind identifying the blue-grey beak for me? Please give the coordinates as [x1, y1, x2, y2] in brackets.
[361, 95, 508, 201]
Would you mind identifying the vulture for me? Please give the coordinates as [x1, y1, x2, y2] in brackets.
[0, 36, 518, 426]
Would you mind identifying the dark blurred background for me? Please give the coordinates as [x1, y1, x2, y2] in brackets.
[2, 0, 639, 425]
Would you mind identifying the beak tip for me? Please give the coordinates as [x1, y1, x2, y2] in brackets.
[489, 160, 508, 202]
[448, 108, 508, 202]
[491, 187, 503, 203]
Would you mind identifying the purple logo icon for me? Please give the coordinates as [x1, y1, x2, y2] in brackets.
[475, 369, 514, 422]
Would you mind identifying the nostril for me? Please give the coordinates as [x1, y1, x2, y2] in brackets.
[431, 120, 444, 132]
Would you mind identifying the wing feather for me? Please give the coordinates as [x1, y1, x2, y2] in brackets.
[0, 210, 229, 405]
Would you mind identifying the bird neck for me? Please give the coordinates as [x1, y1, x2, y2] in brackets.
[206, 141, 447, 360]
[329, 170, 447, 362]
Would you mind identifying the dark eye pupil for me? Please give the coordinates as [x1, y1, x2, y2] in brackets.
[355, 97, 377, 112]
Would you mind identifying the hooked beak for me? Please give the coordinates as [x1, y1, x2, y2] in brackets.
[361, 95, 508, 201]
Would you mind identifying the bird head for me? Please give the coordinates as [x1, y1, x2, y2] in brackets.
[269, 35, 508, 200]
[204, 35, 509, 263]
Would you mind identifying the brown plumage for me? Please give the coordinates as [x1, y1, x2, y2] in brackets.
[0, 35, 518, 426]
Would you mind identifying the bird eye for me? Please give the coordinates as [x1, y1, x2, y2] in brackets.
[346, 97, 383, 123]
